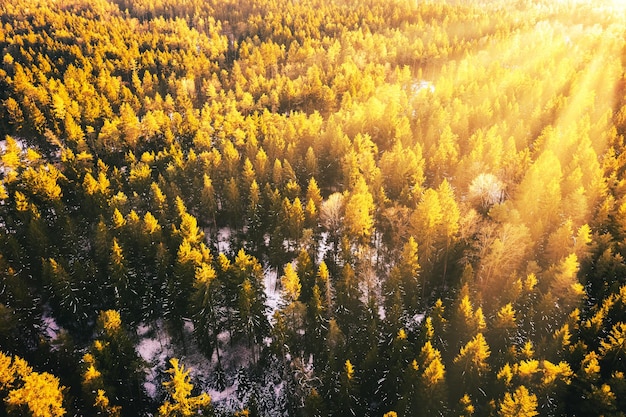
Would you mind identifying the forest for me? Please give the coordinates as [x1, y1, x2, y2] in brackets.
[1, 0, 626, 415]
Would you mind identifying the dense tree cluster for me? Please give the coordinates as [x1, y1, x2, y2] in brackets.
[1, 0, 626, 415]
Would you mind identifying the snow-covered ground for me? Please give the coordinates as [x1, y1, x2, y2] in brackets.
[411, 80, 435, 94]
[216, 228, 233, 254]
[42, 313, 61, 341]
[132, 227, 338, 414]
[136, 321, 175, 399]
[135, 316, 286, 414]
[264, 267, 282, 323]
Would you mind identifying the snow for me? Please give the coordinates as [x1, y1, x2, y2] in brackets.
[264, 267, 282, 322]
[136, 323, 151, 337]
[207, 383, 237, 403]
[407, 313, 426, 332]
[132, 228, 313, 413]
[183, 318, 194, 333]
[144, 381, 157, 398]
[411, 80, 435, 94]
[41, 308, 61, 342]
[317, 231, 332, 263]
[135, 321, 175, 400]
[216, 228, 233, 254]
[378, 305, 386, 320]
[135, 319, 265, 410]
[137, 337, 165, 363]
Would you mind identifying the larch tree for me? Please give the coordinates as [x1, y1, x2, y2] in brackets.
[232, 249, 269, 354]
[88, 310, 144, 416]
[192, 261, 222, 364]
[410, 188, 442, 274]
[415, 340, 448, 417]
[281, 263, 302, 306]
[379, 141, 425, 204]
[498, 385, 538, 417]
[452, 333, 491, 399]
[343, 176, 375, 246]
[159, 358, 212, 417]
[0, 352, 66, 417]
[437, 179, 460, 286]
[514, 150, 563, 241]
[428, 125, 459, 185]
[6, 369, 66, 417]
[316, 261, 333, 320]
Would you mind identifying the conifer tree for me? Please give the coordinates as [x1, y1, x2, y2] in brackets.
[498, 385, 538, 417]
[343, 176, 375, 246]
[192, 262, 222, 363]
[232, 250, 269, 355]
[159, 358, 212, 417]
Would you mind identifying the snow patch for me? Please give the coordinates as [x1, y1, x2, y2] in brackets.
[317, 231, 332, 263]
[136, 321, 174, 400]
[41, 314, 61, 341]
[217, 228, 233, 254]
[378, 305, 386, 320]
[264, 267, 282, 322]
[207, 383, 237, 403]
[411, 80, 435, 94]
[136, 323, 151, 337]
[407, 313, 426, 332]
[137, 337, 164, 363]
[144, 381, 157, 398]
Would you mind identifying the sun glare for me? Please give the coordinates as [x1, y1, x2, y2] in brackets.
[608, 0, 626, 10]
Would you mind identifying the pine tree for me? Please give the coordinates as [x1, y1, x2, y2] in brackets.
[306, 284, 326, 359]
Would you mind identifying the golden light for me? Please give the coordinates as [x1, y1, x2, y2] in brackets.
[606, 0, 626, 11]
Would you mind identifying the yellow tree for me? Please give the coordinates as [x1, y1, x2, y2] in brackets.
[379, 141, 425, 204]
[453, 333, 491, 399]
[498, 385, 538, 417]
[6, 371, 66, 417]
[428, 125, 459, 185]
[549, 254, 585, 314]
[411, 340, 447, 417]
[386, 236, 421, 313]
[437, 179, 460, 285]
[0, 352, 65, 417]
[1, 136, 22, 175]
[281, 263, 302, 305]
[159, 358, 212, 417]
[343, 176, 374, 246]
[192, 262, 221, 364]
[514, 150, 562, 241]
[410, 188, 442, 271]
